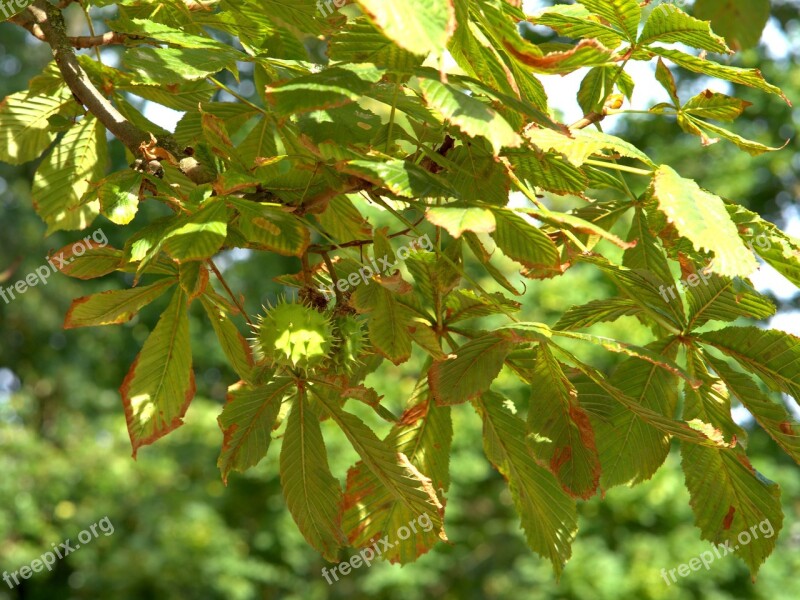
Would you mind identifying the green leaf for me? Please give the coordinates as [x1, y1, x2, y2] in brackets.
[524, 127, 655, 168]
[163, 200, 229, 262]
[526, 346, 600, 499]
[694, 0, 770, 51]
[690, 118, 787, 156]
[123, 47, 238, 84]
[417, 77, 522, 155]
[201, 294, 255, 382]
[725, 203, 800, 288]
[354, 0, 455, 56]
[217, 379, 291, 484]
[264, 66, 380, 117]
[0, 87, 76, 165]
[680, 350, 782, 575]
[650, 165, 758, 278]
[474, 391, 577, 576]
[554, 297, 642, 331]
[699, 326, 800, 404]
[706, 353, 800, 466]
[682, 90, 751, 121]
[489, 209, 561, 277]
[230, 199, 310, 257]
[281, 388, 347, 561]
[686, 273, 775, 329]
[425, 206, 496, 238]
[444, 289, 522, 324]
[351, 276, 416, 364]
[652, 47, 789, 105]
[32, 115, 108, 233]
[428, 334, 513, 405]
[329, 17, 424, 72]
[314, 388, 445, 548]
[592, 338, 681, 488]
[623, 206, 674, 285]
[120, 288, 195, 457]
[579, 0, 641, 41]
[64, 279, 175, 329]
[639, 4, 730, 54]
[342, 391, 451, 563]
[532, 4, 622, 49]
[583, 257, 686, 331]
[344, 159, 455, 199]
[90, 170, 144, 226]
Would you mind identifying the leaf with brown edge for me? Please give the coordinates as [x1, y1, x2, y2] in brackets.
[217, 378, 289, 484]
[428, 333, 514, 405]
[526, 346, 601, 499]
[280, 386, 347, 561]
[342, 389, 451, 563]
[121, 288, 195, 458]
[64, 279, 175, 329]
[314, 387, 446, 563]
[51, 241, 124, 280]
[504, 38, 616, 75]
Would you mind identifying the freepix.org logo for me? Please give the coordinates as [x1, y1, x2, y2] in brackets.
[0, 0, 33, 21]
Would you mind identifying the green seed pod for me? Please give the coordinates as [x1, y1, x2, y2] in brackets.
[331, 315, 367, 373]
[253, 300, 334, 371]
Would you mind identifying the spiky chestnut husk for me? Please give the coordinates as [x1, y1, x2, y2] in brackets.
[252, 300, 334, 371]
[330, 315, 367, 373]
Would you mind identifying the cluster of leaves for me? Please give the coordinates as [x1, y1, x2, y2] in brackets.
[1, 0, 799, 577]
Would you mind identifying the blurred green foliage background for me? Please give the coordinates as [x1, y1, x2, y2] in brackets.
[1, 2, 799, 598]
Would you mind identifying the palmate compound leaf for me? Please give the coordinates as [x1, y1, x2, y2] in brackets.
[120, 288, 195, 458]
[679, 348, 782, 575]
[342, 388, 451, 563]
[526, 346, 601, 499]
[474, 391, 577, 577]
[650, 165, 759, 278]
[217, 378, 292, 484]
[312, 387, 446, 555]
[280, 387, 347, 562]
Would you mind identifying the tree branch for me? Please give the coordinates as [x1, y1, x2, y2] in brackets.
[24, 1, 211, 183]
[11, 14, 142, 48]
[27, 0, 149, 154]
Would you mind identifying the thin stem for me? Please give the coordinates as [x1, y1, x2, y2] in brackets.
[207, 259, 253, 326]
[79, 1, 102, 63]
[583, 159, 652, 176]
[207, 76, 267, 115]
